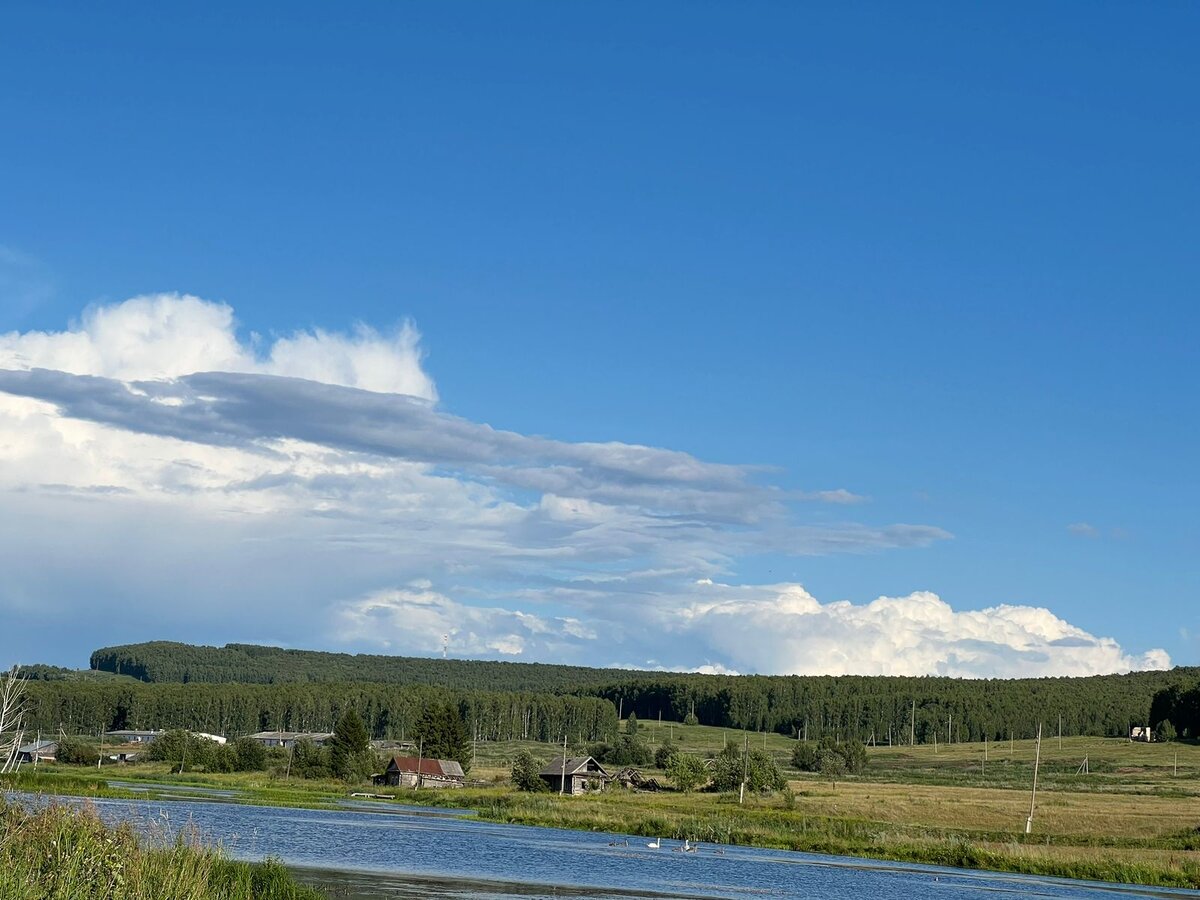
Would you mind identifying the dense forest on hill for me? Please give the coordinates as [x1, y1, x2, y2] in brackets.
[85, 641, 1200, 742]
[24, 680, 617, 744]
[90, 642, 652, 690]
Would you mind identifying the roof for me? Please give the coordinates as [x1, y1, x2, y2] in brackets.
[386, 756, 465, 779]
[539, 756, 609, 778]
[248, 731, 334, 741]
[18, 740, 57, 754]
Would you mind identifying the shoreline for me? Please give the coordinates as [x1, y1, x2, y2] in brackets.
[4, 769, 1200, 892]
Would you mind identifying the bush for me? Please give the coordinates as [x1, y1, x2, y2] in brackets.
[54, 737, 99, 766]
[791, 741, 819, 772]
[231, 736, 267, 771]
[511, 750, 548, 791]
[654, 738, 677, 769]
[683, 711, 700, 727]
[666, 752, 708, 792]
[711, 745, 785, 793]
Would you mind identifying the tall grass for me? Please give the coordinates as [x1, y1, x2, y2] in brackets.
[0, 799, 323, 899]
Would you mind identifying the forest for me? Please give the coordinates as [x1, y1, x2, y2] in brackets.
[22, 679, 617, 745]
[80, 641, 1200, 743]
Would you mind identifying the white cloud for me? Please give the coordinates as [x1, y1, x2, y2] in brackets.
[0, 293, 436, 399]
[0, 294, 1166, 678]
[1067, 522, 1100, 538]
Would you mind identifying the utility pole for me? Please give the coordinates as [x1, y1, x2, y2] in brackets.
[560, 733, 567, 796]
[738, 732, 749, 805]
[983, 735, 987, 775]
[416, 738, 424, 790]
[910, 700, 916, 747]
[1058, 714, 1062, 751]
[1025, 722, 1043, 834]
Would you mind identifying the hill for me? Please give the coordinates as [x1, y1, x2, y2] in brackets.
[89, 640, 1199, 742]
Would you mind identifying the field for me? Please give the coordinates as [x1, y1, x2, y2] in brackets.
[4, 723, 1199, 889]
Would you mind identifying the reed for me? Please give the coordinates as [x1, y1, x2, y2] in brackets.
[0, 798, 323, 899]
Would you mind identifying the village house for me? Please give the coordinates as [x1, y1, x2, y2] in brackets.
[376, 756, 465, 789]
[16, 739, 57, 764]
[538, 756, 611, 795]
[104, 729, 163, 744]
[248, 730, 334, 749]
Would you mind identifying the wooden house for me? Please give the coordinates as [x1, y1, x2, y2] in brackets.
[17, 740, 57, 764]
[377, 756, 465, 789]
[539, 756, 611, 795]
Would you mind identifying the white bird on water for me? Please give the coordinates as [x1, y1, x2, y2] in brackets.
[647, 838, 661, 849]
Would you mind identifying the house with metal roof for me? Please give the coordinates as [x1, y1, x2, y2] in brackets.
[377, 756, 465, 788]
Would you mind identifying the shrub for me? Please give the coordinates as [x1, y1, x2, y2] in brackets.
[511, 750, 548, 792]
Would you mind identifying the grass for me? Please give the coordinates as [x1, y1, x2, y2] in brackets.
[0, 798, 324, 899]
[4, 727, 1200, 890]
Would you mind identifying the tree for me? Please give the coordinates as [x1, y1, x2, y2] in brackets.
[1155, 720, 1177, 743]
[414, 702, 471, 773]
[654, 737, 677, 769]
[231, 736, 267, 771]
[818, 747, 847, 788]
[329, 709, 374, 781]
[791, 741, 819, 772]
[711, 744, 784, 794]
[511, 750, 547, 791]
[625, 712, 639, 737]
[666, 753, 708, 792]
[0, 666, 28, 774]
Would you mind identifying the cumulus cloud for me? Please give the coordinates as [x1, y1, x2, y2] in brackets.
[0, 293, 436, 398]
[0, 294, 1167, 677]
[1067, 522, 1100, 538]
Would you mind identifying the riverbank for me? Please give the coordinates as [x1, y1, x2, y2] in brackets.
[4, 734, 1200, 891]
[9, 763, 1200, 892]
[0, 797, 324, 899]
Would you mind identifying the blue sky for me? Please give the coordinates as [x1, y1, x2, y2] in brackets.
[0, 2, 1195, 673]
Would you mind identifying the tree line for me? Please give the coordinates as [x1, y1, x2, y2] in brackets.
[82, 641, 1199, 744]
[22, 680, 617, 744]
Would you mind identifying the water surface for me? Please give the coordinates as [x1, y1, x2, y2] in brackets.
[11, 793, 1198, 900]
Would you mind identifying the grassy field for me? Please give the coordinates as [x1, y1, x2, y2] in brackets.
[4, 723, 1199, 889]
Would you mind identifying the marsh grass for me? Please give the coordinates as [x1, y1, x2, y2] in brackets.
[0, 799, 323, 899]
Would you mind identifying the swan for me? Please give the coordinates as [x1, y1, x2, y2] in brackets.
[647, 838, 661, 849]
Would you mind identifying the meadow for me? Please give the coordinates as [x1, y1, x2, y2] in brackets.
[4, 723, 1199, 889]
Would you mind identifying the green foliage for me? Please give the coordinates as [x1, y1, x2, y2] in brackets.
[0, 799, 323, 899]
[682, 710, 700, 726]
[654, 737, 677, 769]
[290, 738, 331, 779]
[328, 709, 373, 781]
[791, 741, 818, 772]
[1155, 720, 1177, 742]
[86, 639, 1200, 745]
[414, 702, 471, 773]
[793, 737, 866, 776]
[230, 736, 267, 771]
[711, 744, 784, 794]
[588, 733, 652, 767]
[510, 750, 548, 792]
[625, 712, 639, 736]
[147, 730, 216, 772]
[665, 752, 708, 792]
[1151, 682, 1200, 738]
[54, 737, 99, 766]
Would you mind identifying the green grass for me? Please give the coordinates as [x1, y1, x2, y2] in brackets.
[6, 727, 1200, 890]
[0, 798, 324, 899]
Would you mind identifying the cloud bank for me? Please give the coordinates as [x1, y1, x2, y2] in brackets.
[0, 295, 1168, 676]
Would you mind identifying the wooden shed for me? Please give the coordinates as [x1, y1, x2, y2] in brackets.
[378, 756, 465, 789]
[539, 756, 611, 795]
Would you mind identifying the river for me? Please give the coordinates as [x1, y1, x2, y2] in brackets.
[11, 793, 1200, 900]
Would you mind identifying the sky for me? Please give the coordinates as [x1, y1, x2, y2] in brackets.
[0, 2, 1196, 675]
